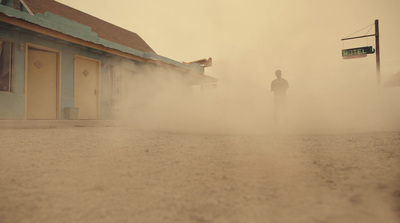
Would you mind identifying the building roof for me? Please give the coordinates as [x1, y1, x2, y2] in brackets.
[0, 1, 216, 83]
[23, 0, 155, 53]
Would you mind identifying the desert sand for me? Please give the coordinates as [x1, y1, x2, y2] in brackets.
[0, 126, 399, 223]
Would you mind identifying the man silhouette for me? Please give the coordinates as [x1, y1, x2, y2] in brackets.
[271, 69, 289, 124]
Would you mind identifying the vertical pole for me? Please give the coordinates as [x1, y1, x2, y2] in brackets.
[375, 19, 381, 84]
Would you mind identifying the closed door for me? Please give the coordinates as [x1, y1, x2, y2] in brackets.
[75, 56, 100, 119]
[27, 48, 57, 119]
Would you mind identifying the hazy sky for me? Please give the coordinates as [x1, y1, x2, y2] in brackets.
[56, 0, 400, 81]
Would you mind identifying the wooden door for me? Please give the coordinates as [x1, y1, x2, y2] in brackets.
[27, 48, 57, 119]
[74, 56, 100, 119]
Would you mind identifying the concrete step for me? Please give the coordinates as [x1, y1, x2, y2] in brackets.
[0, 120, 121, 129]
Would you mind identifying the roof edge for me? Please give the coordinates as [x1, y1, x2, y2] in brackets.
[0, 5, 207, 74]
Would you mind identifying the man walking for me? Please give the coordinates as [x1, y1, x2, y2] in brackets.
[271, 69, 289, 124]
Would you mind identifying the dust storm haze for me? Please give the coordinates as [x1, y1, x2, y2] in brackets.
[108, 59, 400, 135]
[2, 1, 400, 223]
[56, 0, 400, 134]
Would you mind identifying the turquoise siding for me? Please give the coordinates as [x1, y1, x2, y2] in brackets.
[0, 22, 25, 119]
[0, 22, 138, 120]
[0, 5, 206, 120]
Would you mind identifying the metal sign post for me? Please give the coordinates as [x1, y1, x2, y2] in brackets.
[374, 20, 380, 84]
[341, 19, 381, 84]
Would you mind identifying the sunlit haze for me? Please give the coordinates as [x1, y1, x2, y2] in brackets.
[52, 0, 400, 134]
[56, 0, 400, 77]
[2, 1, 400, 222]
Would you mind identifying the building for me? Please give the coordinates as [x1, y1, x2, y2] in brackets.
[0, 0, 215, 120]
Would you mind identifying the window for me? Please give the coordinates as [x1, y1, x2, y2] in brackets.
[104, 64, 121, 108]
[0, 40, 13, 92]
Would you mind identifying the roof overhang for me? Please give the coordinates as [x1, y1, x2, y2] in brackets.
[0, 5, 216, 83]
[183, 58, 212, 67]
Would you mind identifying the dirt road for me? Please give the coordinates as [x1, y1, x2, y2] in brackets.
[0, 127, 399, 223]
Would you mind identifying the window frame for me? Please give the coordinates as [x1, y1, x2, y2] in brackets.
[0, 39, 14, 93]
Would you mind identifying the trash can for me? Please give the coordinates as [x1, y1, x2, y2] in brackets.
[64, 107, 79, 120]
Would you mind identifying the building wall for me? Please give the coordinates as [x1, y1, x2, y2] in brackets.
[0, 22, 26, 119]
[0, 22, 145, 120]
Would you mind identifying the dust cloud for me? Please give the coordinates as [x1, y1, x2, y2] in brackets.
[52, 0, 400, 135]
[114, 59, 400, 135]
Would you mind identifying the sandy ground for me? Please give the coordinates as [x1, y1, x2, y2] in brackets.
[0, 126, 399, 223]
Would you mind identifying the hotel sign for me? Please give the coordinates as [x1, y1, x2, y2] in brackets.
[342, 46, 375, 59]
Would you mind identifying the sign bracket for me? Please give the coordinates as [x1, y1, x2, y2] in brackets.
[341, 20, 380, 84]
